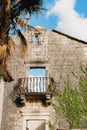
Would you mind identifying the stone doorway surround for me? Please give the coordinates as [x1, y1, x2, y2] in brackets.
[21, 109, 50, 130]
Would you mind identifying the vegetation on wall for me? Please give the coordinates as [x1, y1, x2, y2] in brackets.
[50, 65, 87, 129]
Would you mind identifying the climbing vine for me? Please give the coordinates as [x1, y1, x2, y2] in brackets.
[50, 65, 87, 129]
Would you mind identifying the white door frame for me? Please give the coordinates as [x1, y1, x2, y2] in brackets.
[21, 110, 50, 130]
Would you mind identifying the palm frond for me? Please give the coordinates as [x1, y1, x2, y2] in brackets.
[0, 38, 15, 82]
[17, 30, 27, 57]
[0, 64, 14, 82]
[0, 0, 45, 82]
[16, 17, 25, 28]
[13, 0, 45, 17]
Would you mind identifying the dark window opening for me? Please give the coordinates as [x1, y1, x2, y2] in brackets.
[34, 35, 39, 45]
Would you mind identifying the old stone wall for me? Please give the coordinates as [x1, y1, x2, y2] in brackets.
[1, 27, 87, 130]
[48, 30, 87, 90]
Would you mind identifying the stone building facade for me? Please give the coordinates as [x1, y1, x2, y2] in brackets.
[0, 26, 87, 130]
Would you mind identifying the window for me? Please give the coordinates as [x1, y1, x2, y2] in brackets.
[28, 67, 46, 92]
[34, 35, 39, 45]
[29, 67, 46, 77]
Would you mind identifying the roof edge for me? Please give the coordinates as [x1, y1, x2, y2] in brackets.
[52, 30, 87, 44]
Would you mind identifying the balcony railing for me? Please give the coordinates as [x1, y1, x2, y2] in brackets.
[18, 77, 52, 93]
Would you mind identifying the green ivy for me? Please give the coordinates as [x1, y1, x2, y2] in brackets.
[51, 65, 87, 129]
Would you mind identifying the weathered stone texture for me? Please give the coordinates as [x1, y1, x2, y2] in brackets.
[48, 30, 87, 89]
[1, 27, 87, 130]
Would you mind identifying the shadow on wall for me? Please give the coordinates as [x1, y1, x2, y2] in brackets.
[10, 79, 25, 107]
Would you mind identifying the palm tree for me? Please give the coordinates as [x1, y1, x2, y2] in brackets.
[0, 0, 44, 82]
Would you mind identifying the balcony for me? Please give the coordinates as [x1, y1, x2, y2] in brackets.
[16, 77, 53, 105]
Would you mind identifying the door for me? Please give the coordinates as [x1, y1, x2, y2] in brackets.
[29, 67, 46, 92]
[26, 120, 45, 130]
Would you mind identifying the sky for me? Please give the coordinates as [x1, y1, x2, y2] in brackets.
[29, 0, 87, 42]
[29, 68, 46, 77]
